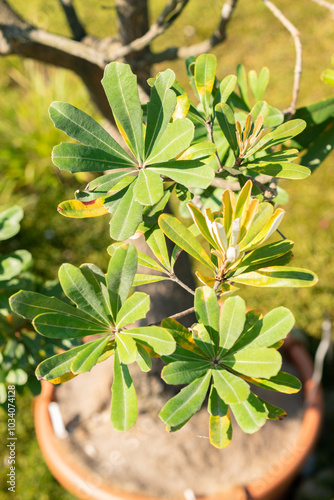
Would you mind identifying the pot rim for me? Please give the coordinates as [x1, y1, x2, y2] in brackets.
[34, 337, 324, 500]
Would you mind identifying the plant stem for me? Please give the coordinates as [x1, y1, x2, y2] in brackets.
[169, 274, 195, 295]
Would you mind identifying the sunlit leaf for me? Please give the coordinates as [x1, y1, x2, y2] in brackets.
[111, 348, 138, 430]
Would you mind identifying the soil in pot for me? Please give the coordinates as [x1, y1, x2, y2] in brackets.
[53, 354, 304, 499]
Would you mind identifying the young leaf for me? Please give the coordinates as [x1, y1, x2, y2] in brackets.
[145, 119, 194, 164]
[159, 371, 211, 427]
[230, 392, 268, 434]
[49, 101, 134, 163]
[222, 347, 282, 378]
[109, 181, 143, 240]
[194, 286, 220, 349]
[126, 326, 176, 356]
[102, 62, 144, 163]
[106, 243, 137, 321]
[145, 68, 176, 158]
[215, 75, 237, 106]
[71, 335, 111, 374]
[133, 169, 163, 206]
[59, 263, 110, 326]
[115, 292, 150, 329]
[215, 103, 239, 157]
[194, 53, 217, 116]
[159, 214, 215, 271]
[236, 64, 251, 110]
[212, 367, 250, 404]
[111, 348, 138, 430]
[219, 296, 246, 355]
[162, 360, 212, 385]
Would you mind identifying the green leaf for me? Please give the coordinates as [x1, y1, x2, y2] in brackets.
[215, 103, 239, 157]
[49, 101, 134, 163]
[236, 240, 294, 271]
[192, 324, 216, 358]
[207, 385, 229, 416]
[106, 243, 137, 320]
[321, 68, 334, 86]
[246, 371, 302, 394]
[250, 162, 310, 179]
[265, 106, 284, 128]
[0, 250, 32, 281]
[162, 360, 212, 385]
[116, 332, 138, 364]
[136, 249, 166, 273]
[59, 263, 110, 325]
[212, 367, 250, 404]
[145, 68, 176, 158]
[258, 398, 287, 420]
[232, 266, 318, 287]
[159, 214, 215, 271]
[146, 119, 194, 164]
[79, 264, 111, 320]
[33, 312, 108, 339]
[109, 181, 143, 240]
[215, 75, 237, 106]
[209, 413, 232, 449]
[194, 286, 220, 349]
[247, 307, 294, 348]
[111, 348, 138, 430]
[246, 119, 306, 157]
[132, 274, 168, 286]
[239, 203, 273, 249]
[161, 318, 202, 354]
[102, 62, 144, 163]
[177, 142, 216, 161]
[159, 371, 211, 427]
[150, 159, 214, 189]
[145, 225, 171, 271]
[187, 203, 217, 248]
[116, 292, 149, 329]
[0, 206, 23, 241]
[194, 54, 217, 116]
[133, 169, 163, 206]
[52, 143, 134, 173]
[136, 344, 152, 372]
[222, 347, 282, 378]
[236, 64, 251, 109]
[71, 335, 111, 374]
[35, 345, 86, 381]
[219, 296, 246, 355]
[300, 124, 334, 173]
[230, 392, 268, 434]
[250, 101, 269, 123]
[126, 326, 176, 356]
[250, 67, 269, 101]
[9, 290, 96, 323]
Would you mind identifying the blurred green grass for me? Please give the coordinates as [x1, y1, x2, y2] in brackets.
[0, 1, 334, 499]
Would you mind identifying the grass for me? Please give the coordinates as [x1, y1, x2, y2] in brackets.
[0, 0, 334, 498]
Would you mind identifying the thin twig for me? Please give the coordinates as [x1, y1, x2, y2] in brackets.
[308, 0, 334, 15]
[262, 0, 302, 117]
[58, 0, 86, 41]
[106, 0, 189, 61]
[169, 274, 195, 296]
[311, 315, 332, 393]
[150, 0, 239, 63]
[205, 121, 225, 172]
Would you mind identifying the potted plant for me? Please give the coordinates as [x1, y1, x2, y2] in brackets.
[9, 54, 329, 498]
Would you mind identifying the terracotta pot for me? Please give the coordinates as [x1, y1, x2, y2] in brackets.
[34, 338, 323, 500]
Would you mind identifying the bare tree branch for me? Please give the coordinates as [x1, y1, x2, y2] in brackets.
[108, 0, 189, 62]
[262, 0, 302, 117]
[308, 0, 334, 15]
[58, 0, 86, 41]
[150, 0, 239, 63]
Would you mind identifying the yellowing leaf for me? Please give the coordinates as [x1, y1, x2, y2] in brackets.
[58, 198, 109, 218]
